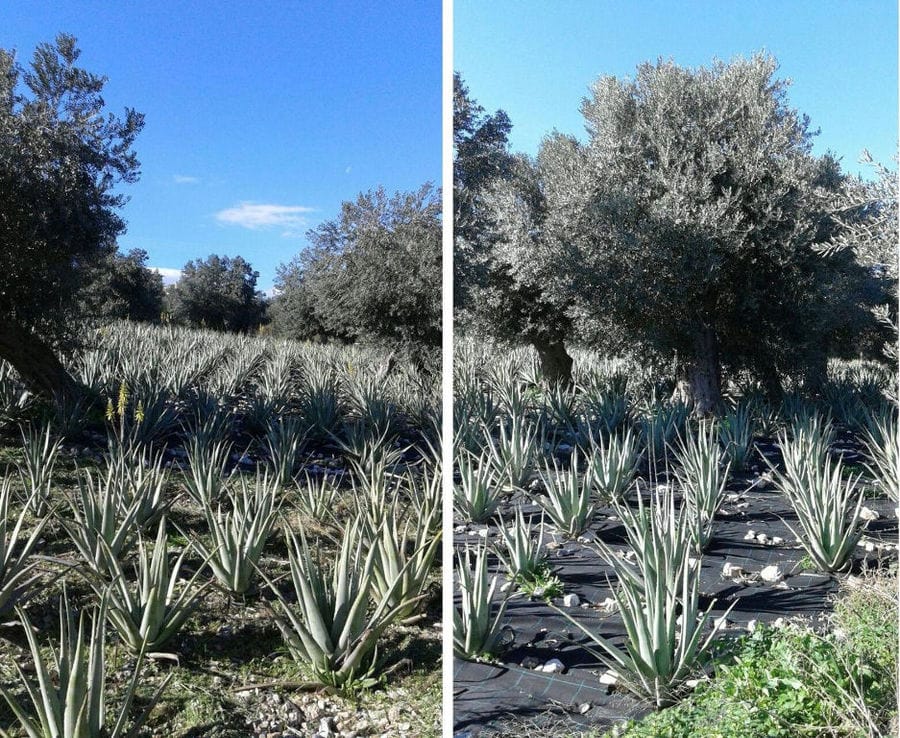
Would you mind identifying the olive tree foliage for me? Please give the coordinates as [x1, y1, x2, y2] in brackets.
[822, 152, 898, 368]
[0, 34, 143, 399]
[79, 248, 164, 323]
[271, 184, 441, 369]
[491, 54, 879, 411]
[454, 73, 578, 383]
[166, 254, 266, 333]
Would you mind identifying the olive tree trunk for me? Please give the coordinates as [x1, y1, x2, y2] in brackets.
[0, 320, 80, 403]
[672, 326, 722, 416]
[533, 337, 574, 387]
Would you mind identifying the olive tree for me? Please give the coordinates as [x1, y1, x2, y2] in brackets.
[271, 184, 441, 369]
[487, 54, 878, 410]
[454, 74, 579, 383]
[166, 254, 266, 332]
[0, 34, 143, 400]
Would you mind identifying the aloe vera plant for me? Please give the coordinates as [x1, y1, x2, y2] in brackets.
[188, 471, 281, 595]
[566, 484, 727, 707]
[265, 518, 419, 688]
[718, 401, 755, 470]
[88, 517, 211, 654]
[676, 423, 731, 551]
[107, 442, 170, 527]
[453, 543, 509, 659]
[294, 471, 341, 522]
[264, 415, 308, 486]
[536, 449, 595, 539]
[17, 422, 61, 516]
[454, 451, 504, 524]
[0, 587, 170, 738]
[366, 500, 441, 623]
[483, 415, 538, 491]
[182, 433, 234, 507]
[495, 506, 548, 582]
[862, 410, 899, 502]
[0, 477, 48, 616]
[774, 429, 866, 572]
[586, 427, 639, 503]
[62, 467, 142, 574]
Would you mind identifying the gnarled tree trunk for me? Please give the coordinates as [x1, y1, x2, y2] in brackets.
[533, 337, 574, 387]
[672, 325, 722, 416]
[0, 320, 80, 403]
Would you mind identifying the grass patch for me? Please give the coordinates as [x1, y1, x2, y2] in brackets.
[605, 567, 898, 738]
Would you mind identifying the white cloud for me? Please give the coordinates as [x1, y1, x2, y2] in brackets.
[151, 267, 182, 285]
[215, 202, 315, 231]
[173, 174, 200, 184]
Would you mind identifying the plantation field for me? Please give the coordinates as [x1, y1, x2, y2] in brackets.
[0, 322, 442, 738]
[452, 342, 898, 736]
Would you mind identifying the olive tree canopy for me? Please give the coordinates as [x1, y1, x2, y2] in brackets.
[0, 34, 143, 399]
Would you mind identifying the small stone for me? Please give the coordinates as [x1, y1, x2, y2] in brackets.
[722, 562, 744, 578]
[864, 541, 876, 553]
[576, 531, 596, 543]
[756, 533, 769, 544]
[540, 658, 565, 673]
[743, 530, 757, 541]
[578, 702, 591, 714]
[860, 506, 880, 522]
[500, 581, 513, 593]
[599, 669, 618, 686]
[746, 619, 758, 632]
[562, 593, 580, 607]
[760, 565, 783, 583]
[712, 616, 729, 631]
[454, 525, 467, 533]
[598, 597, 618, 612]
[770, 537, 784, 546]
[772, 617, 786, 628]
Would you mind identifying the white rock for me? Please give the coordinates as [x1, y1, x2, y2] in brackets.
[772, 617, 786, 628]
[746, 619, 758, 632]
[743, 530, 757, 541]
[598, 597, 618, 612]
[578, 702, 591, 714]
[599, 669, 619, 686]
[500, 580, 514, 593]
[756, 533, 769, 544]
[864, 541, 876, 553]
[860, 506, 880, 522]
[476, 528, 488, 538]
[685, 678, 702, 689]
[770, 537, 784, 546]
[688, 557, 701, 569]
[563, 593, 580, 607]
[722, 562, 744, 578]
[577, 531, 596, 543]
[712, 616, 729, 631]
[760, 565, 783, 583]
[540, 658, 565, 673]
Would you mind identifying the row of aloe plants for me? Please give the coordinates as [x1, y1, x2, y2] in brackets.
[453, 342, 896, 712]
[0, 323, 441, 736]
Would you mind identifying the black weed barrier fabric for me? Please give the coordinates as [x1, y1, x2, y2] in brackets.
[452, 448, 898, 736]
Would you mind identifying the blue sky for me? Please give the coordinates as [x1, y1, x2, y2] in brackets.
[3, 1, 441, 291]
[455, 1, 897, 180]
